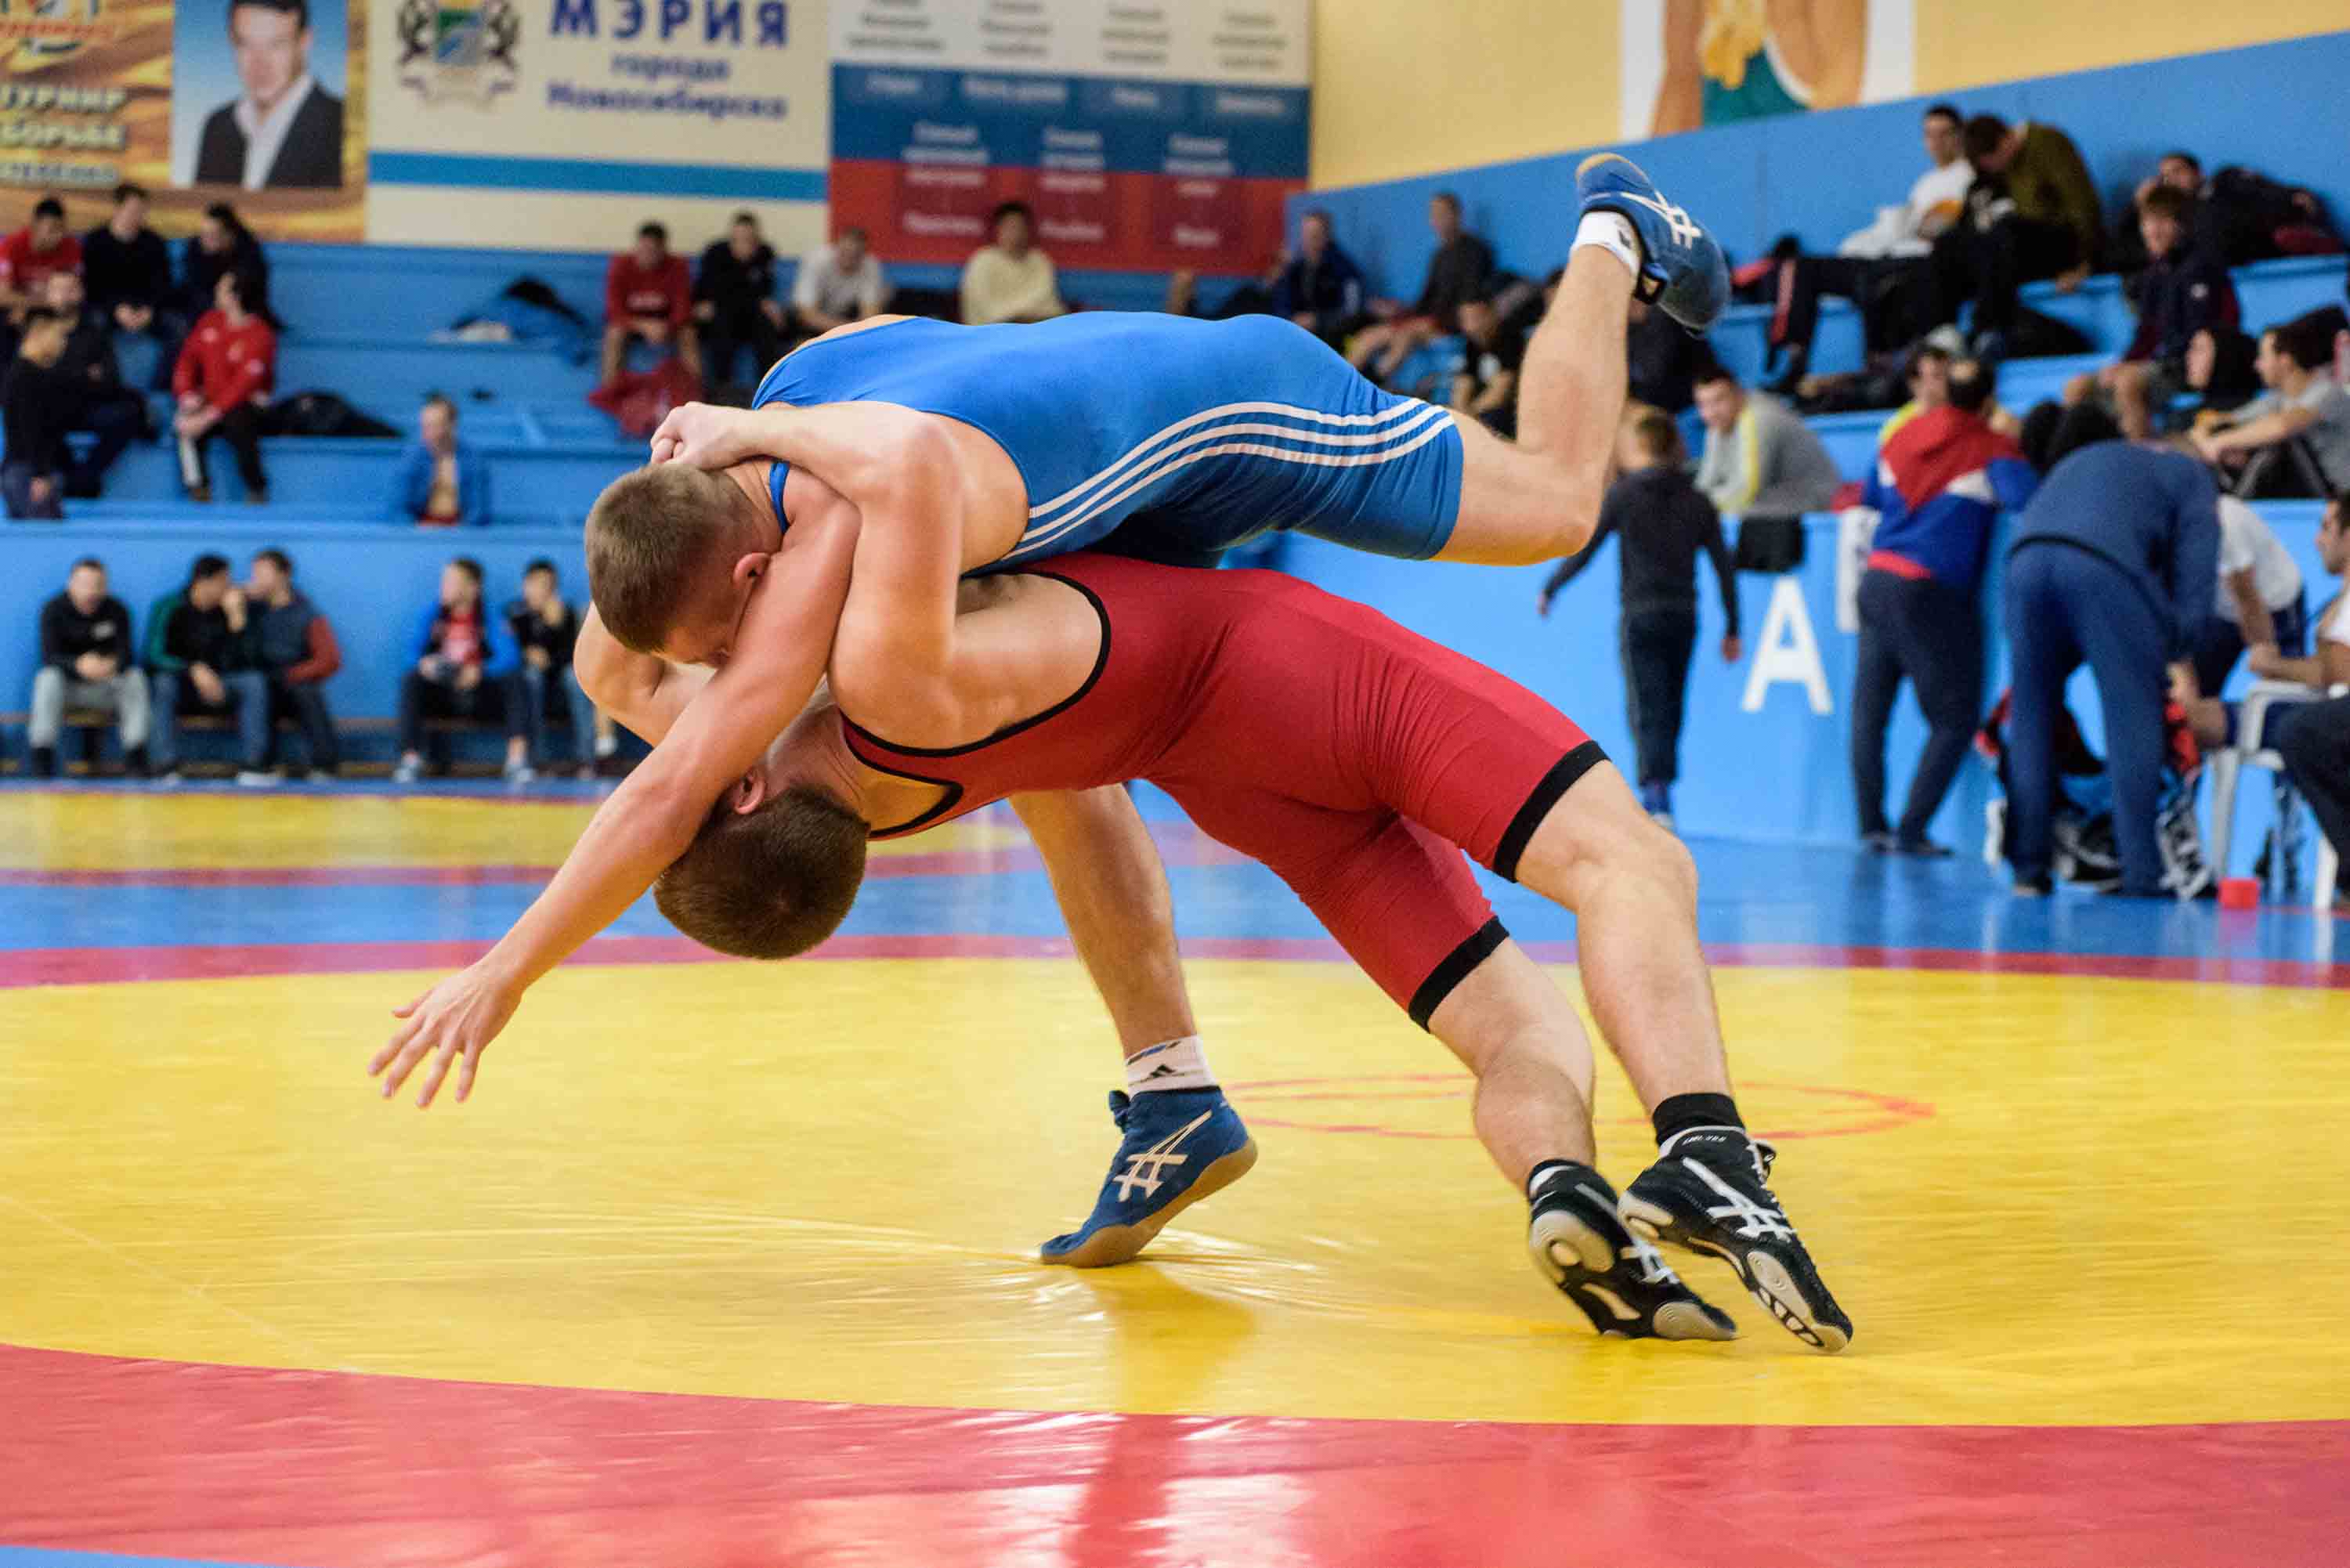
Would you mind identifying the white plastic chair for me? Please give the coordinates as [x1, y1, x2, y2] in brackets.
[2209, 681, 2344, 909]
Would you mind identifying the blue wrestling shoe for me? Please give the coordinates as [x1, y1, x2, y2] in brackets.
[1576, 154, 1731, 332]
[1039, 1088, 1257, 1268]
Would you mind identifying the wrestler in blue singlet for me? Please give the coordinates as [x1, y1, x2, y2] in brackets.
[750, 313, 1466, 566]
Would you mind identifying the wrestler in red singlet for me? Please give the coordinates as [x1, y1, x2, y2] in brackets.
[841, 552, 1607, 1028]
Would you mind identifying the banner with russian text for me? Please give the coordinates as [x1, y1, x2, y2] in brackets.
[365, 0, 826, 251]
[829, 0, 1308, 276]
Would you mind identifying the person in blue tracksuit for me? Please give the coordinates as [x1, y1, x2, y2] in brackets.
[2004, 437, 2219, 896]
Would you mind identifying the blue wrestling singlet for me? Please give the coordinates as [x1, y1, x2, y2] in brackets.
[751, 313, 1465, 565]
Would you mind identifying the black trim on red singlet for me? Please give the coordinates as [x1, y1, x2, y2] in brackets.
[1408, 916, 1509, 1031]
[841, 572, 1114, 759]
[1489, 739, 1608, 883]
[854, 760, 966, 840]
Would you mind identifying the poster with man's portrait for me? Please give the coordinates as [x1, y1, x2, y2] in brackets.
[172, 0, 352, 190]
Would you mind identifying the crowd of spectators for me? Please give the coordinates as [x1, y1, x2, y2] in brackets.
[600, 212, 899, 403]
[389, 555, 605, 785]
[18, 546, 613, 785]
[1, 187, 281, 516]
[24, 549, 339, 782]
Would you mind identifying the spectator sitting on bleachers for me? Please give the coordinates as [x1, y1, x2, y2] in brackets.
[1692, 367, 1842, 572]
[2251, 497, 2350, 911]
[2197, 164, 2345, 269]
[1347, 191, 1494, 385]
[392, 557, 530, 784]
[1, 197, 82, 338]
[506, 558, 612, 780]
[177, 203, 269, 326]
[602, 221, 699, 386]
[1932, 115, 2102, 357]
[172, 265, 276, 504]
[146, 552, 272, 785]
[1760, 103, 1972, 391]
[2190, 316, 2350, 497]
[1626, 294, 1716, 415]
[694, 211, 783, 395]
[1449, 293, 1528, 439]
[790, 226, 891, 344]
[2, 308, 77, 520]
[27, 557, 148, 779]
[960, 202, 1065, 327]
[81, 183, 180, 384]
[245, 547, 340, 779]
[1271, 211, 1366, 348]
[1852, 359, 2038, 857]
[2110, 152, 2206, 281]
[2062, 186, 2237, 440]
[389, 393, 489, 527]
[2178, 324, 2264, 432]
[1538, 406, 1739, 828]
[47, 271, 149, 497]
[2171, 494, 2309, 751]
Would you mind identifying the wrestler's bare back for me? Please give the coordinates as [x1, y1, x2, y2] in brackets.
[776, 315, 1035, 569]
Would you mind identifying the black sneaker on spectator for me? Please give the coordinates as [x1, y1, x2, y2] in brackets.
[2013, 874, 2053, 897]
[122, 746, 150, 780]
[29, 746, 56, 779]
[1861, 831, 1895, 854]
[1893, 836, 1953, 858]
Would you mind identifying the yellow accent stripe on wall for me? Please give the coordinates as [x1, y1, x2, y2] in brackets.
[1311, 1, 1623, 190]
[1312, 2, 2344, 192]
[1912, 2, 2346, 95]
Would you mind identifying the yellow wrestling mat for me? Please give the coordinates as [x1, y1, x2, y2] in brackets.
[0, 791, 1025, 869]
[5, 957, 2346, 1428]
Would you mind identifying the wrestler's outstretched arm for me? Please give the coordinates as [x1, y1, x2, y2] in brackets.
[368, 509, 862, 1108]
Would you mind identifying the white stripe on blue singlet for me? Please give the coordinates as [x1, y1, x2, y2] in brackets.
[1004, 404, 1456, 560]
[1026, 398, 1441, 527]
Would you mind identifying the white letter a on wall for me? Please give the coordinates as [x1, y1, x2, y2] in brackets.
[1741, 576, 1832, 715]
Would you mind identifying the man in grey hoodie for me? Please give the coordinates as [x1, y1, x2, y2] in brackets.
[1693, 367, 1843, 571]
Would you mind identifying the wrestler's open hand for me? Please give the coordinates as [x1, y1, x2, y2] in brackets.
[371, 960, 523, 1107]
[649, 402, 760, 471]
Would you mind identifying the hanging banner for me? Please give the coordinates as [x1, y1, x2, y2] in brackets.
[365, 0, 828, 251]
[829, 0, 1308, 276]
[0, 0, 366, 240]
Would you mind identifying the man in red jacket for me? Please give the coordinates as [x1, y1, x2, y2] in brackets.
[173, 266, 276, 502]
[602, 220, 699, 386]
[0, 197, 82, 329]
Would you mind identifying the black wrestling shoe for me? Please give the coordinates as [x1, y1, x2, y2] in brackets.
[1528, 1168, 1736, 1342]
[1622, 1128, 1853, 1353]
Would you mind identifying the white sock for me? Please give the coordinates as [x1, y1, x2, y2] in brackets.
[1123, 1035, 1215, 1095]
[1573, 211, 1644, 276]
